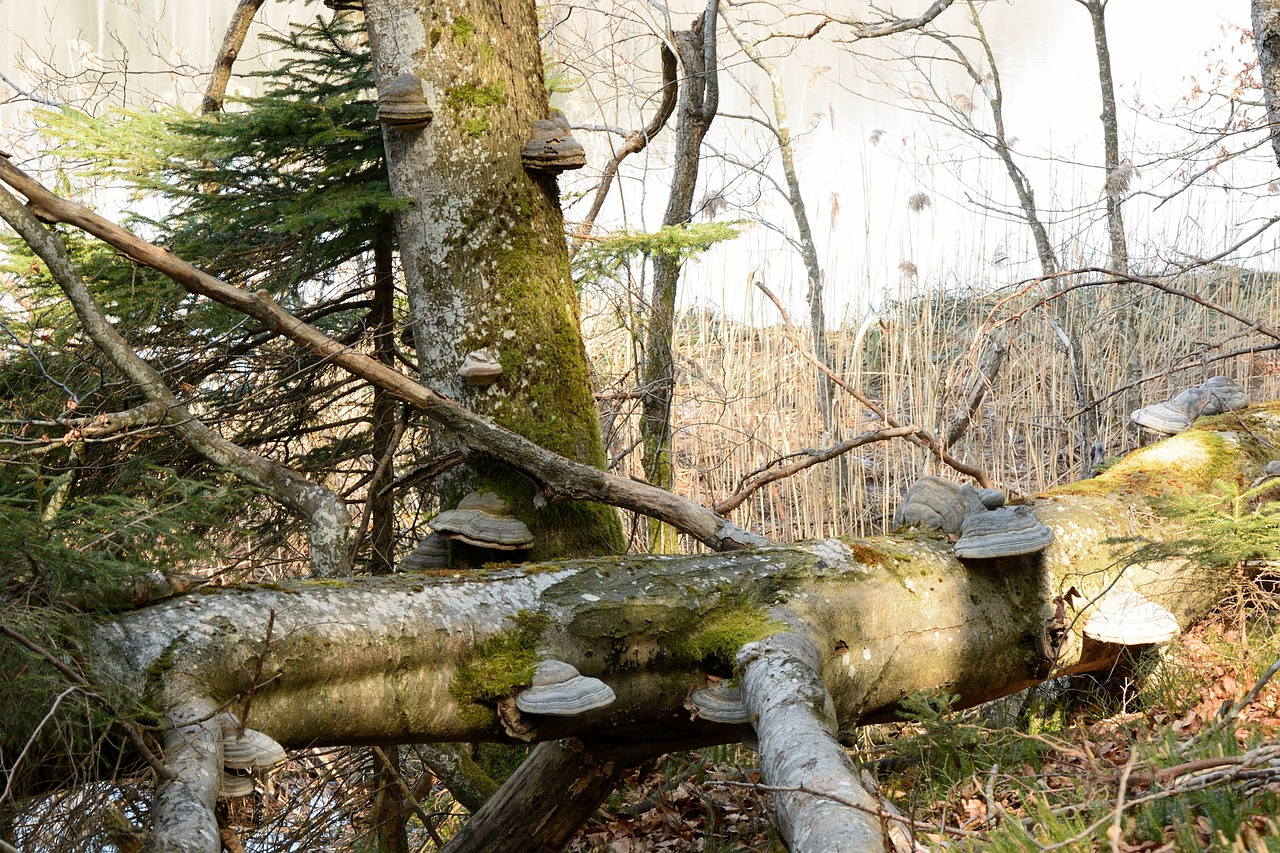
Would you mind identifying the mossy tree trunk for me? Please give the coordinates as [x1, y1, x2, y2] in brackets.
[361, 0, 624, 561]
[59, 406, 1280, 851]
[1254, 0, 1280, 169]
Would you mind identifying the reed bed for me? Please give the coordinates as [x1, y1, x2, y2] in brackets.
[583, 265, 1280, 549]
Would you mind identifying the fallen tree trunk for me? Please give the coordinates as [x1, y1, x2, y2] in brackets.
[61, 408, 1277, 851]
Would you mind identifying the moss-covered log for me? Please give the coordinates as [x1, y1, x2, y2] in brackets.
[67, 407, 1279, 850]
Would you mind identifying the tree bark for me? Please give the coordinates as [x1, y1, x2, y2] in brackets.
[61, 409, 1280, 849]
[640, 2, 719, 551]
[1254, 0, 1280, 169]
[361, 0, 625, 561]
[738, 632, 883, 850]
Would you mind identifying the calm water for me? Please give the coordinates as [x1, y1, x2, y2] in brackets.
[3, 0, 1264, 321]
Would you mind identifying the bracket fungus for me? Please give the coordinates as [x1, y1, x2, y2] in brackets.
[688, 682, 751, 724]
[521, 111, 586, 174]
[515, 659, 616, 716]
[429, 491, 533, 551]
[1081, 584, 1181, 645]
[398, 532, 449, 571]
[953, 504, 1055, 560]
[377, 73, 433, 131]
[458, 348, 502, 386]
[219, 770, 255, 799]
[893, 476, 975, 535]
[1131, 376, 1250, 435]
[222, 727, 287, 772]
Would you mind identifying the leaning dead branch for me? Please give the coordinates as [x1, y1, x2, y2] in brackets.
[0, 181, 353, 577]
[0, 155, 770, 553]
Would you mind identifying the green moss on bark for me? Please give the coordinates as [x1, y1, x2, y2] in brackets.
[448, 611, 547, 729]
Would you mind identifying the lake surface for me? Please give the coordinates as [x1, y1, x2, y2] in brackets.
[2, 0, 1265, 322]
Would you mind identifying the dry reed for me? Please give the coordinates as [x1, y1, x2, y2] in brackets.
[584, 265, 1280, 550]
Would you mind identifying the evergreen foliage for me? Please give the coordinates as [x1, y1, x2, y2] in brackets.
[572, 221, 740, 287]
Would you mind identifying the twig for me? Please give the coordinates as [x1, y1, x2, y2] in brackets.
[714, 426, 915, 514]
[239, 609, 276, 733]
[753, 279, 993, 487]
[706, 779, 979, 839]
[349, 411, 409, 567]
[372, 745, 446, 849]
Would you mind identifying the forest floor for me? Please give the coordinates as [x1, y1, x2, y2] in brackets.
[568, 594, 1280, 852]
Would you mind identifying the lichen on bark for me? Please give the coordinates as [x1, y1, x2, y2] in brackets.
[363, 0, 624, 560]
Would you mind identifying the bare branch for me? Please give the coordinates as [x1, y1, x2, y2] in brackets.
[714, 426, 915, 515]
[201, 0, 267, 115]
[753, 278, 993, 487]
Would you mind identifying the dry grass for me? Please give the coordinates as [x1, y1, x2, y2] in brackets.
[585, 264, 1280, 549]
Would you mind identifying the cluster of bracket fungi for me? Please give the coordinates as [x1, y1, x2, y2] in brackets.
[371, 68, 586, 179]
[1130, 375, 1250, 435]
[219, 715, 288, 799]
[893, 476, 1054, 560]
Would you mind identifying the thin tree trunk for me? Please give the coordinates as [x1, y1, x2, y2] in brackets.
[1254, 0, 1280, 169]
[939, 3, 1096, 478]
[367, 230, 398, 574]
[640, 2, 719, 551]
[201, 0, 267, 115]
[724, 16, 837, 439]
[1083, 0, 1140, 450]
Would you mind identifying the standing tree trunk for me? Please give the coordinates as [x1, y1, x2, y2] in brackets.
[360, 0, 623, 561]
[724, 16, 837, 440]
[367, 229, 399, 575]
[1082, 0, 1141, 450]
[936, 3, 1096, 478]
[639, 2, 720, 552]
[1254, 0, 1280, 169]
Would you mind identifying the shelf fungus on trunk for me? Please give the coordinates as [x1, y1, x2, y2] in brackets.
[377, 73, 433, 132]
[219, 717, 288, 799]
[458, 348, 502, 387]
[521, 111, 586, 174]
[514, 659, 616, 716]
[1080, 583, 1181, 645]
[398, 532, 449, 571]
[953, 504, 1055, 559]
[893, 476, 985, 535]
[428, 491, 533, 551]
[688, 681, 751, 725]
[895, 476, 1052, 560]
